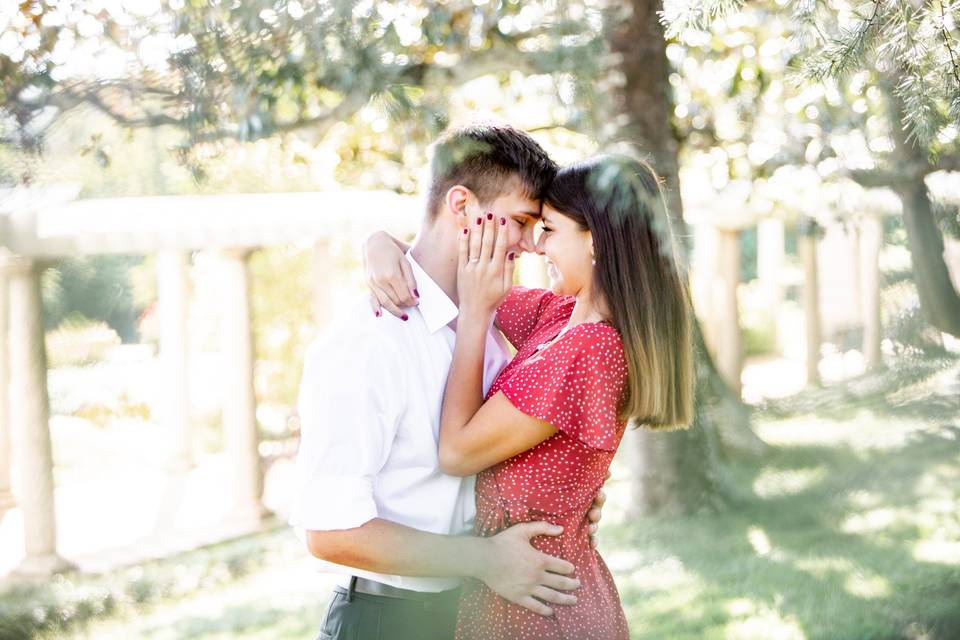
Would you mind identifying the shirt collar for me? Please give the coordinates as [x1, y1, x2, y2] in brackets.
[406, 251, 458, 334]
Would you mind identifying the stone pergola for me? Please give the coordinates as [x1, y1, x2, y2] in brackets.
[0, 187, 420, 577]
[686, 180, 897, 394]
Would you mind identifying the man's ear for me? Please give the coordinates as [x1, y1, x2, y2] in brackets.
[445, 185, 471, 222]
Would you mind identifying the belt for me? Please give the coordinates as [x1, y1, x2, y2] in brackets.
[347, 576, 460, 602]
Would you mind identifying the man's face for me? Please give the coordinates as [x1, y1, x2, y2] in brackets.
[471, 180, 541, 256]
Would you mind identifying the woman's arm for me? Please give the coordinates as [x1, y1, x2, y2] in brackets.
[439, 214, 556, 476]
[361, 231, 418, 318]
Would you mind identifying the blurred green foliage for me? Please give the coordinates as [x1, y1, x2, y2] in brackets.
[42, 256, 144, 343]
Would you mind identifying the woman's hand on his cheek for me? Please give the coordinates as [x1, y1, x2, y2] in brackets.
[457, 211, 515, 318]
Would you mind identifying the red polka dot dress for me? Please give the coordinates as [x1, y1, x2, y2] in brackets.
[456, 287, 630, 640]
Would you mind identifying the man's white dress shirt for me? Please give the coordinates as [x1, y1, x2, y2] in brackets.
[290, 252, 511, 592]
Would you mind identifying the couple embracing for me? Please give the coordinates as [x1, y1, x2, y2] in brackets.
[290, 122, 694, 640]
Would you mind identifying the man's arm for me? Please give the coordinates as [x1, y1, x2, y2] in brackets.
[306, 518, 580, 616]
[294, 329, 580, 616]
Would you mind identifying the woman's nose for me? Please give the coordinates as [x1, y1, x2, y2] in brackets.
[533, 234, 546, 255]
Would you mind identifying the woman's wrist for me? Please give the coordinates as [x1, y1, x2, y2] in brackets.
[458, 304, 494, 326]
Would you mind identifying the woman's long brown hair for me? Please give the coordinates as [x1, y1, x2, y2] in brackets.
[544, 155, 694, 429]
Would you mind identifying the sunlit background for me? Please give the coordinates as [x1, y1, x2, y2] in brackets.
[0, 0, 958, 638]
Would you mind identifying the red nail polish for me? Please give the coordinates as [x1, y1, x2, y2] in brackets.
[413, 289, 420, 298]
[508, 252, 515, 261]
[486, 212, 493, 221]
[375, 310, 381, 317]
[463, 228, 469, 235]
[476, 217, 482, 225]
[500, 217, 506, 225]
[401, 313, 409, 321]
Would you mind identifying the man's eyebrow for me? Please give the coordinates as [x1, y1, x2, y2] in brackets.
[516, 210, 542, 218]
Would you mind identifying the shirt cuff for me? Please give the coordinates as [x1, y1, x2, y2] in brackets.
[289, 475, 378, 531]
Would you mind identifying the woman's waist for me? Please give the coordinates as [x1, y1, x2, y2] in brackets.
[476, 505, 594, 557]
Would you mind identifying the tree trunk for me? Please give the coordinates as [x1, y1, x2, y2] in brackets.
[607, 0, 764, 516]
[896, 180, 960, 336]
[887, 90, 960, 337]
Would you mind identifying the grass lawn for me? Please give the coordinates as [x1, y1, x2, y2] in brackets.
[11, 380, 960, 639]
[608, 413, 960, 640]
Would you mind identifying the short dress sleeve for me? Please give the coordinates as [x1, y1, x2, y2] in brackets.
[495, 286, 558, 349]
[498, 323, 628, 451]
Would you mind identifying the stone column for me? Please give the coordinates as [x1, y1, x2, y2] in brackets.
[218, 248, 267, 521]
[0, 261, 14, 513]
[5, 256, 72, 575]
[157, 251, 193, 471]
[799, 218, 822, 386]
[860, 213, 884, 369]
[756, 217, 785, 351]
[715, 227, 743, 395]
[691, 222, 719, 348]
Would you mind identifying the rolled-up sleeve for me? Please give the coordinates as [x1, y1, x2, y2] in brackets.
[289, 331, 404, 532]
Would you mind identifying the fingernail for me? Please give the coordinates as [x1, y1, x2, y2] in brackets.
[401, 313, 408, 321]
[463, 228, 469, 235]
[413, 289, 420, 298]
[375, 310, 381, 317]
[486, 212, 493, 221]
[508, 252, 516, 261]
[476, 217, 482, 225]
[500, 217, 506, 225]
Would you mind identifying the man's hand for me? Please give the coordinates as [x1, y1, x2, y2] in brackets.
[587, 469, 611, 548]
[475, 522, 580, 617]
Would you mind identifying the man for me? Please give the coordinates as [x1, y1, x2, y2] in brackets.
[291, 122, 602, 640]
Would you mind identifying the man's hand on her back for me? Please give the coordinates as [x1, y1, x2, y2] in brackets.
[475, 521, 580, 617]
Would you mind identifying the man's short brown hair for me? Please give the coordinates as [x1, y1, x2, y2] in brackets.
[426, 122, 558, 219]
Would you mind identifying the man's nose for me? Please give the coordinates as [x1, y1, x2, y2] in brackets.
[518, 226, 538, 254]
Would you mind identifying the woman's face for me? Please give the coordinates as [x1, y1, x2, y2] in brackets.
[535, 204, 594, 297]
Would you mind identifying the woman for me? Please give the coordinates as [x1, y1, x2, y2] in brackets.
[365, 155, 693, 639]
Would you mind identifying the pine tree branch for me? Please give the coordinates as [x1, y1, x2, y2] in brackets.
[804, 0, 883, 81]
[938, 0, 960, 92]
[847, 159, 937, 186]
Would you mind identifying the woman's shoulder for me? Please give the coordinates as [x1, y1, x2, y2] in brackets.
[563, 320, 624, 352]
[550, 322, 628, 384]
